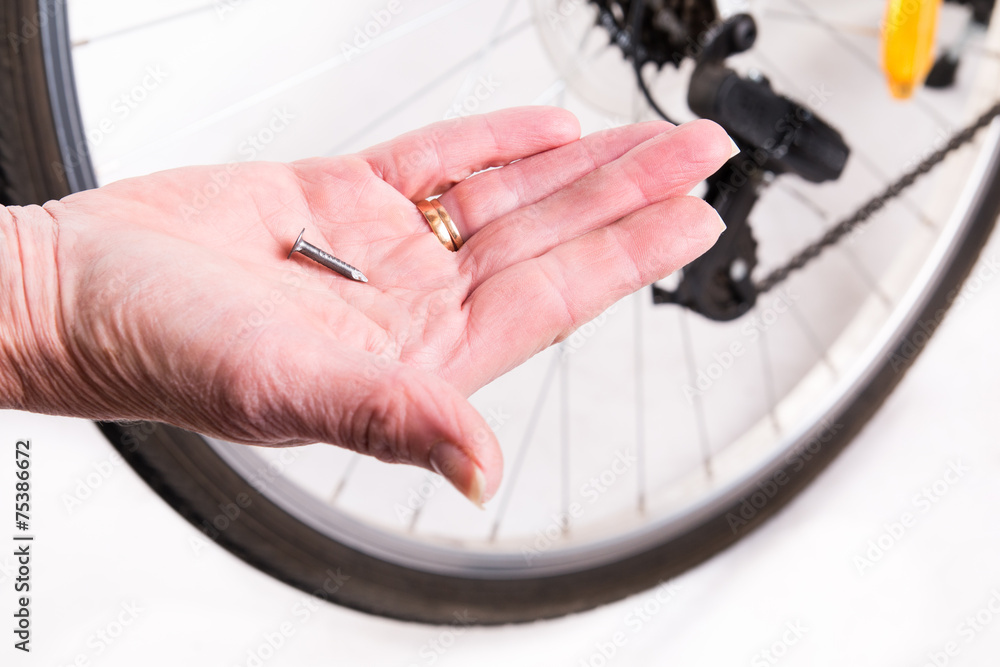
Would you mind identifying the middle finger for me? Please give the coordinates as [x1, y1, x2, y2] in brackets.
[436, 121, 674, 240]
[458, 119, 735, 287]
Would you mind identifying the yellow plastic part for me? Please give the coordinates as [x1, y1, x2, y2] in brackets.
[882, 0, 942, 99]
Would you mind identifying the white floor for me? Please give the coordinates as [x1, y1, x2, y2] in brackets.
[4, 1, 1000, 663]
[1, 211, 998, 667]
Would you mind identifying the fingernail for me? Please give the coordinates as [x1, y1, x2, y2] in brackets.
[429, 442, 487, 509]
[728, 135, 741, 158]
[714, 208, 727, 233]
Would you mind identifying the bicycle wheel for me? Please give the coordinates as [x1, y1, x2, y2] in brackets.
[3, 0, 1000, 624]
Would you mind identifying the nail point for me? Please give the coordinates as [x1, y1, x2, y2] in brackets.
[287, 229, 368, 283]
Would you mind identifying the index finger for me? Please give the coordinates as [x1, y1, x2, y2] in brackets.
[359, 107, 581, 201]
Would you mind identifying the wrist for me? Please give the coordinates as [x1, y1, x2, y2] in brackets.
[0, 204, 71, 413]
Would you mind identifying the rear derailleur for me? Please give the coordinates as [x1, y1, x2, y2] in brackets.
[591, 4, 850, 320]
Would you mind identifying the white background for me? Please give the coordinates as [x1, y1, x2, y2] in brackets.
[4, 0, 1000, 665]
[1, 229, 998, 667]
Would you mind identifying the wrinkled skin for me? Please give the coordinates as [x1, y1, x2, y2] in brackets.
[0, 107, 732, 503]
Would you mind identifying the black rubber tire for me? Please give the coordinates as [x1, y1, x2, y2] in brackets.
[0, 0, 94, 205]
[4, 0, 1000, 625]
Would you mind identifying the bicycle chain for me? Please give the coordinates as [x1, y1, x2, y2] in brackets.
[754, 100, 1000, 294]
[592, 1, 1000, 297]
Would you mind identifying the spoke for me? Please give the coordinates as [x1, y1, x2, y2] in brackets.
[327, 454, 360, 505]
[760, 8, 879, 39]
[632, 64, 645, 123]
[555, 33, 584, 112]
[777, 2, 883, 75]
[757, 325, 782, 435]
[72, 3, 219, 47]
[406, 475, 434, 533]
[780, 0, 951, 127]
[326, 17, 533, 156]
[559, 344, 571, 534]
[533, 36, 613, 106]
[678, 308, 712, 478]
[446, 0, 520, 111]
[489, 353, 561, 542]
[839, 251, 893, 307]
[633, 294, 647, 514]
[556, 87, 568, 108]
[777, 182, 892, 307]
[787, 305, 838, 378]
[851, 152, 938, 229]
[630, 89, 648, 513]
[775, 181, 829, 220]
[966, 44, 1000, 61]
[751, 48, 940, 232]
[106, 0, 486, 170]
[533, 79, 569, 105]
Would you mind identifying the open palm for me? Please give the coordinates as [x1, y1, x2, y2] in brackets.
[40, 107, 732, 504]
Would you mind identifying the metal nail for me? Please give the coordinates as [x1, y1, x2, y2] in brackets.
[287, 229, 368, 283]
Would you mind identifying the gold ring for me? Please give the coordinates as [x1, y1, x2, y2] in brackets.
[416, 199, 461, 252]
[431, 199, 463, 251]
[416, 200, 455, 251]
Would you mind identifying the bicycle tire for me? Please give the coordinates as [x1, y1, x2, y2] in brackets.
[3, 0, 999, 624]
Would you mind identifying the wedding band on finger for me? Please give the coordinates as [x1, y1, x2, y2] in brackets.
[416, 199, 463, 251]
[431, 199, 463, 251]
[416, 200, 454, 251]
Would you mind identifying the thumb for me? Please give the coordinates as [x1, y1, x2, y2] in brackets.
[300, 355, 503, 507]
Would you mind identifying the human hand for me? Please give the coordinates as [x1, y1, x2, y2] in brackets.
[1, 107, 734, 505]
